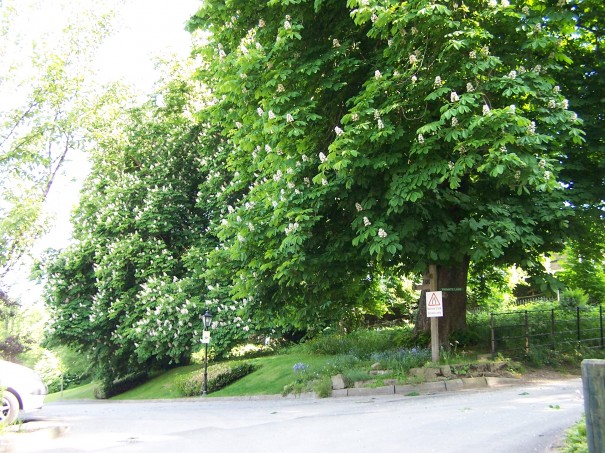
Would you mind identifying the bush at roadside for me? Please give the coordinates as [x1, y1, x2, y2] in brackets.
[175, 361, 258, 396]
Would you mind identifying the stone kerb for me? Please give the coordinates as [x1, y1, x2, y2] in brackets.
[330, 361, 520, 398]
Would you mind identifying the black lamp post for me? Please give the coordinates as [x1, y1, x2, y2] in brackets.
[202, 310, 213, 396]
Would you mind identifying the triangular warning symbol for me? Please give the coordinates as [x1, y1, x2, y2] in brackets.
[428, 293, 440, 306]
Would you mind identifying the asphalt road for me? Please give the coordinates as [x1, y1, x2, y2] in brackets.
[6, 378, 584, 453]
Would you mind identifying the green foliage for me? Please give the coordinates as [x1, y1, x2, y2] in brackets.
[175, 361, 258, 396]
[559, 243, 605, 305]
[562, 417, 588, 453]
[41, 0, 604, 382]
[94, 371, 149, 400]
[35, 347, 92, 393]
[183, 0, 592, 346]
[371, 348, 432, 377]
[0, 0, 116, 279]
[302, 326, 415, 358]
[41, 67, 233, 383]
[559, 288, 589, 308]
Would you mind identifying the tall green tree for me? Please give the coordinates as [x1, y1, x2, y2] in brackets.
[0, 0, 114, 284]
[556, 0, 605, 302]
[42, 65, 238, 382]
[188, 0, 587, 343]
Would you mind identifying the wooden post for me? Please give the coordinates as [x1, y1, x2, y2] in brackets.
[582, 359, 605, 453]
[429, 264, 439, 363]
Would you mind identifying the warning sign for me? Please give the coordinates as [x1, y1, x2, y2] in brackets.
[426, 291, 443, 318]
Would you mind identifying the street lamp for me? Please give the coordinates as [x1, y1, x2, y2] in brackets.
[202, 310, 213, 396]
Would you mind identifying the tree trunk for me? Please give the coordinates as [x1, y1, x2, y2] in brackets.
[414, 257, 470, 347]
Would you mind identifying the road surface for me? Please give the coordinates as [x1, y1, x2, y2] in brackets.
[6, 378, 583, 453]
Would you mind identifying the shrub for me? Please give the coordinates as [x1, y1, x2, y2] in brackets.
[562, 417, 587, 453]
[94, 371, 149, 399]
[312, 375, 333, 398]
[371, 347, 431, 376]
[559, 288, 589, 308]
[304, 326, 415, 358]
[175, 361, 258, 396]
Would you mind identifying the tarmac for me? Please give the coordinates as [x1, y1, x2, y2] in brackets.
[1, 374, 523, 452]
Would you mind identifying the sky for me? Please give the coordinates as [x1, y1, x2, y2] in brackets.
[4, 0, 201, 303]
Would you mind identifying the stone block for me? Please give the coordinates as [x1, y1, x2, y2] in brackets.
[462, 377, 487, 389]
[485, 377, 519, 388]
[409, 368, 424, 379]
[424, 368, 440, 381]
[445, 379, 464, 392]
[440, 365, 452, 378]
[331, 374, 347, 390]
[331, 389, 349, 398]
[347, 386, 395, 397]
[416, 381, 446, 393]
[394, 384, 417, 395]
[488, 361, 509, 373]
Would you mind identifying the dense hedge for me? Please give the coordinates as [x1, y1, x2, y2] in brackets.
[175, 361, 258, 396]
[94, 371, 149, 399]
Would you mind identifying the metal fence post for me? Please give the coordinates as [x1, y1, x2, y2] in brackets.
[525, 311, 529, 354]
[599, 305, 605, 349]
[551, 309, 556, 351]
[491, 313, 495, 356]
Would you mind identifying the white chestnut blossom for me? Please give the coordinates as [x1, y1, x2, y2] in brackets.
[286, 113, 294, 123]
[378, 228, 388, 238]
[363, 217, 371, 226]
[482, 104, 491, 115]
[334, 126, 344, 136]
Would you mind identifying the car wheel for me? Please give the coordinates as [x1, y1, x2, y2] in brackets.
[1, 391, 19, 425]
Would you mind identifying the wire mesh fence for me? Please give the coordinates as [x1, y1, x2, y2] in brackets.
[490, 305, 604, 357]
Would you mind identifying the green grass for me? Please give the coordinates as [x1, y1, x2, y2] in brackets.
[45, 382, 97, 402]
[112, 364, 203, 400]
[211, 352, 331, 397]
[45, 351, 333, 401]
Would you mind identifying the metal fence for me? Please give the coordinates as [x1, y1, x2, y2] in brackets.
[490, 305, 604, 357]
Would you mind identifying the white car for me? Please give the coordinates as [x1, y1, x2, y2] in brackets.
[0, 360, 47, 424]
